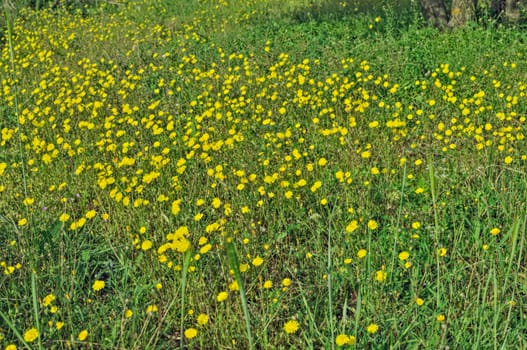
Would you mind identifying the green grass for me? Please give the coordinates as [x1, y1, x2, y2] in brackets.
[1, 0, 527, 348]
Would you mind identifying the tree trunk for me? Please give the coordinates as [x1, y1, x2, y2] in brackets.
[505, 0, 521, 21]
[491, 0, 521, 22]
[420, 0, 449, 29]
[449, 0, 478, 27]
[491, 0, 503, 17]
[421, 0, 521, 28]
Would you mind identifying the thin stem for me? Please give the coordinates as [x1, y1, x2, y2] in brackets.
[31, 272, 43, 350]
[428, 159, 441, 308]
[179, 249, 192, 349]
[327, 222, 334, 350]
[225, 240, 254, 350]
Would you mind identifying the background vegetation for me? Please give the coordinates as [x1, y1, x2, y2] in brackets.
[1, 0, 526, 349]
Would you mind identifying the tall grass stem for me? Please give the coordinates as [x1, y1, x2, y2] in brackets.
[225, 240, 255, 350]
[31, 272, 43, 350]
[179, 249, 192, 349]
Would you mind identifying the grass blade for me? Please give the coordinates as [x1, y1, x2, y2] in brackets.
[225, 238, 254, 350]
[31, 272, 43, 350]
[0, 310, 32, 350]
[179, 248, 192, 349]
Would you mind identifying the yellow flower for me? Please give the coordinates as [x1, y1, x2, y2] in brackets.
[263, 280, 273, 289]
[171, 199, 181, 215]
[23, 328, 39, 342]
[217, 291, 228, 302]
[200, 244, 212, 254]
[146, 305, 158, 313]
[345, 220, 358, 233]
[173, 237, 191, 253]
[336, 334, 355, 346]
[490, 227, 500, 236]
[23, 197, 34, 206]
[357, 249, 367, 258]
[366, 323, 379, 334]
[437, 247, 447, 257]
[415, 298, 424, 306]
[228, 281, 239, 291]
[85, 210, 97, 219]
[367, 220, 378, 230]
[252, 256, 264, 266]
[78, 330, 88, 341]
[504, 156, 513, 164]
[173, 226, 189, 238]
[197, 313, 209, 326]
[437, 314, 445, 322]
[125, 309, 133, 318]
[184, 328, 198, 339]
[141, 240, 153, 251]
[398, 251, 410, 261]
[56, 322, 64, 330]
[310, 181, 322, 192]
[211, 197, 221, 209]
[283, 320, 299, 334]
[92, 280, 105, 291]
[361, 150, 371, 158]
[42, 293, 56, 307]
[375, 269, 387, 282]
[18, 218, 28, 227]
[5, 345, 17, 350]
[59, 213, 70, 222]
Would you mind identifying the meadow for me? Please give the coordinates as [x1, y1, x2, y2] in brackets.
[1, 0, 526, 348]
